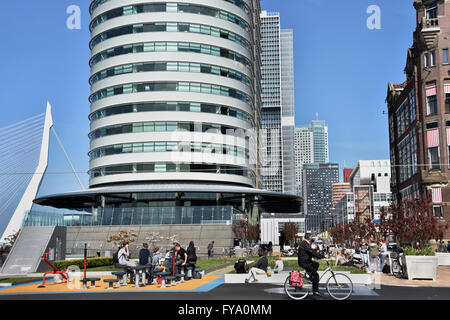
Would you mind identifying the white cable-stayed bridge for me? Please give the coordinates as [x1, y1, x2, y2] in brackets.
[0, 102, 84, 242]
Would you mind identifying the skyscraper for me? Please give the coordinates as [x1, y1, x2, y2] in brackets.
[294, 120, 329, 196]
[88, 0, 261, 189]
[260, 11, 295, 194]
[32, 0, 303, 251]
[303, 163, 339, 234]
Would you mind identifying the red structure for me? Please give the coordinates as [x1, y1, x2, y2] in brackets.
[37, 253, 69, 288]
[343, 168, 353, 183]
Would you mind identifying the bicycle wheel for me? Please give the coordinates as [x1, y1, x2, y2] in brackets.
[392, 260, 403, 278]
[284, 275, 310, 300]
[326, 273, 353, 300]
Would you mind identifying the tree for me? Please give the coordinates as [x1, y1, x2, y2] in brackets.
[232, 219, 247, 243]
[247, 224, 260, 243]
[106, 229, 138, 247]
[328, 224, 345, 246]
[3, 230, 19, 250]
[145, 232, 179, 250]
[282, 222, 298, 246]
[386, 193, 450, 248]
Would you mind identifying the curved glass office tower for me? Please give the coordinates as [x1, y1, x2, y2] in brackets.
[32, 1, 301, 251]
[88, 0, 262, 188]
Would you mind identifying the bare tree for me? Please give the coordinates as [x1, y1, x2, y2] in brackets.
[106, 229, 138, 247]
[283, 222, 298, 246]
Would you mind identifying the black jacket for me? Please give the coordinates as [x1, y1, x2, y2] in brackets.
[254, 256, 268, 272]
[186, 246, 197, 263]
[297, 240, 324, 265]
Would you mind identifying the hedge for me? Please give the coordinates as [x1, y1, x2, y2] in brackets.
[54, 257, 113, 270]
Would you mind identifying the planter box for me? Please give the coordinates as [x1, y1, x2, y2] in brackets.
[436, 253, 450, 266]
[404, 255, 438, 280]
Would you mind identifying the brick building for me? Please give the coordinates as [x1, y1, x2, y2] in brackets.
[387, 0, 450, 240]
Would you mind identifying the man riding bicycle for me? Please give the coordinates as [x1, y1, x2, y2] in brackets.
[298, 233, 328, 297]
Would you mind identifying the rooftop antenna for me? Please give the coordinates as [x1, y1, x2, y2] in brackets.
[316, 112, 319, 121]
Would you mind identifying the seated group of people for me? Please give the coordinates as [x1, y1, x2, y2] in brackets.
[117, 241, 198, 276]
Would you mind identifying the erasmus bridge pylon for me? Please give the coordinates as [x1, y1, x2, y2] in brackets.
[0, 102, 83, 242]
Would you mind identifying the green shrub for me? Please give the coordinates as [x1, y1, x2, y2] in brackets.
[54, 257, 113, 270]
[402, 247, 435, 256]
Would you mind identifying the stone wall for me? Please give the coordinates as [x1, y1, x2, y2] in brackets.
[66, 225, 234, 258]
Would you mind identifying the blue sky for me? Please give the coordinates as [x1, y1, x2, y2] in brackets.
[0, 0, 416, 196]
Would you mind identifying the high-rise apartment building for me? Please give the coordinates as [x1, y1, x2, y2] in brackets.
[260, 11, 295, 194]
[32, 0, 303, 252]
[386, 0, 449, 240]
[294, 120, 329, 196]
[331, 183, 351, 207]
[303, 163, 339, 233]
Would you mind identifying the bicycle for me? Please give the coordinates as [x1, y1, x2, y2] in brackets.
[284, 260, 354, 300]
[390, 250, 407, 279]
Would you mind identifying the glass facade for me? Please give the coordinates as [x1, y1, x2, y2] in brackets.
[90, 61, 251, 86]
[89, 141, 250, 161]
[90, 22, 250, 50]
[89, 121, 248, 140]
[303, 163, 339, 233]
[90, 0, 251, 16]
[89, 102, 254, 126]
[23, 206, 236, 227]
[90, 41, 251, 69]
[91, 3, 250, 31]
[90, 162, 256, 180]
[260, 12, 295, 194]
[89, 81, 253, 108]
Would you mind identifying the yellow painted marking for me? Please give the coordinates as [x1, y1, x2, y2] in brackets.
[0, 275, 223, 294]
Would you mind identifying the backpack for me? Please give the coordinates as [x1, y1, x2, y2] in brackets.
[193, 272, 202, 279]
[234, 259, 248, 274]
[289, 271, 303, 287]
[113, 248, 120, 264]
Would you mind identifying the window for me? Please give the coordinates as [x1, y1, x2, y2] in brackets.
[428, 146, 440, 170]
[445, 93, 450, 113]
[433, 206, 443, 217]
[425, 53, 429, 68]
[431, 51, 436, 66]
[443, 49, 449, 64]
[426, 3, 438, 19]
[427, 95, 438, 115]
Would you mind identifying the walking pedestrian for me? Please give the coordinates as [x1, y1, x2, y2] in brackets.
[368, 237, 380, 274]
[447, 241, 450, 253]
[207, 241, 214, 258]
[379, 238, 388, 272]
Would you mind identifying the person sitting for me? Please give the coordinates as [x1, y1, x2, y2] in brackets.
[186, 241, 197, 266]
[272, 255, 284, 273]
[138, 243, 152, 266]
[245, 248, 269, 283]
[152, 247, 162, 272]
[174, 243, 188, 274]
[163, 251, 174, 273]
[336, 249, 358, 268]
[118, 242, 137, 268]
